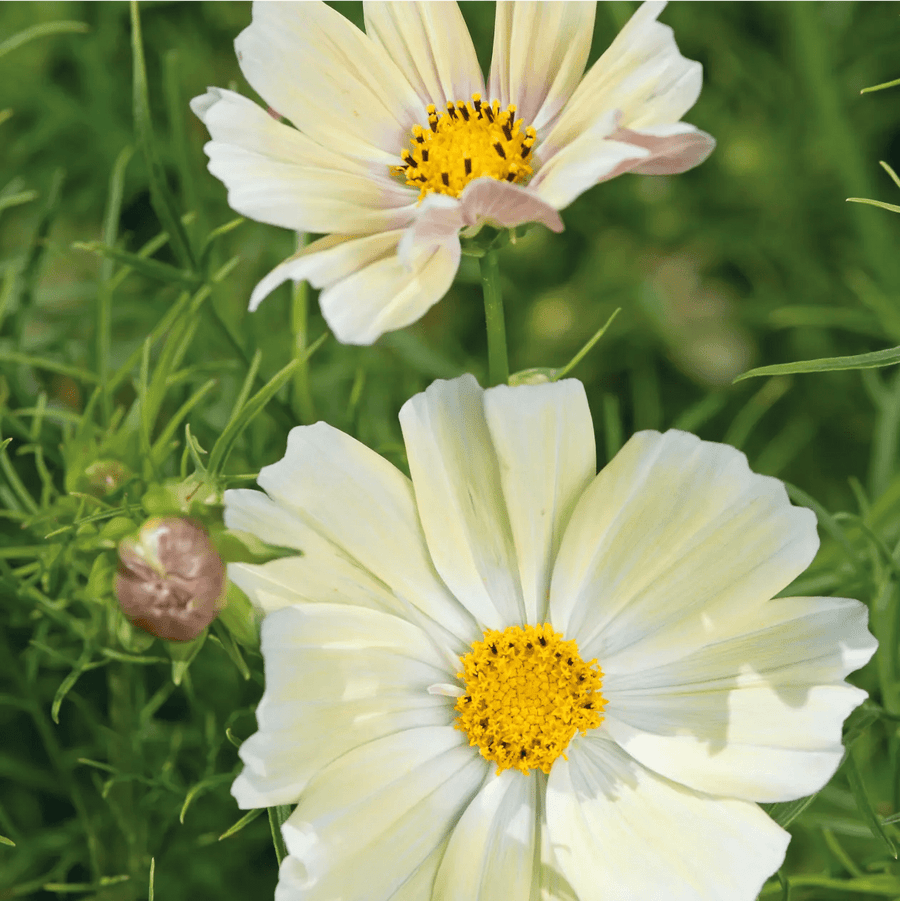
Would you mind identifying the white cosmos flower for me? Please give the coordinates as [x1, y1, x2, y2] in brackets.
[191, 1, 715, 345]
[224, 375, 876, 901]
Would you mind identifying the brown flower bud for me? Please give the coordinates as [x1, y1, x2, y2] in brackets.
[115, 517, 225, 642]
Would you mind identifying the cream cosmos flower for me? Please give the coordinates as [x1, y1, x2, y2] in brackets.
[224, 376, 875, 901]
[192, 1, 715, 345]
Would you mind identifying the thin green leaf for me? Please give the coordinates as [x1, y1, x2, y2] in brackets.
[51, 650, 94, 724]
[207, 356, 304, 476]
[861, 76, 900, 94]
[0, 834, 14, 847]
[148, 858, 155, 901]
[209, 622, 251, 680]
[268, 805, 291, 866]
[130, 1, 195, 271]
[179, 773, 232, 824]
[0, 189, 39, 216]
[760, 791, 821, 828]
[0, 20, 88, 58]
[150, 378, 218, 467]
[847, 197, 900, 215]
[74, 241, 199, 287]
[735, 345, 900, 382]
[218, 807, 264, 841]
[846, 749, 898, 858]
[0, 350, 99, 383]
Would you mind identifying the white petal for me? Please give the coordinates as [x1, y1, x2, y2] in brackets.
[530, 124, 653, 210]
[398, 376, 523, 629]
[488, 1, 595, 133]
[280, 726, 486, 901]
[235, 1, 421, 165]
[539, 1, 707, 167]
[194, 87, 417, 234]
[248, 231, 405, 312]
[399, 378, 596, 630]
[459, 178, 564, 232]
[548, 735, 790, 901]
[483, 380, 596, 623]
[549, 430, 819, 667]
[318, 232, 461, 345]
[363, 2, 484, 111]
[434, 770, 540, 901]
[601, 594, 875, 801]
[232, 604, 456, 808]
[223, 420, 475, 642]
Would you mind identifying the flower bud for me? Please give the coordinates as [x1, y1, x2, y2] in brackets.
[115, 517, 225, 642]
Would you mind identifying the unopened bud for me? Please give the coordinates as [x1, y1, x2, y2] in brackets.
[115, 517, 225, 642]
[84, 459, 131, 496]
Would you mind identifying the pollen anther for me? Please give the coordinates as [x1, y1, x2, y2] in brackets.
[454, 623, 605, 775]
[390, 94, 538, 201]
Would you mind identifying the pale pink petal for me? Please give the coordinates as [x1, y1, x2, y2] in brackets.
[459, 178, 564, 232]
[363, 2, 484, 111]
[611, 123, 716, 175]
[235, 1, 421, 165]
[489, 1, 596, 133]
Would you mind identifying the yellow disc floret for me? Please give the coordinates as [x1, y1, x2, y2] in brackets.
[454, 623, 605, 775]
[390, 94, 537, 201]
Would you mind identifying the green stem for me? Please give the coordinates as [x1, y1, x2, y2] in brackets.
[480, 250, 508, 387]
[291, 233, 317, 424]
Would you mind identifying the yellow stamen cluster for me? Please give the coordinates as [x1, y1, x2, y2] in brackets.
[454, 623, 605, 775]
[391, 94, 537, 201]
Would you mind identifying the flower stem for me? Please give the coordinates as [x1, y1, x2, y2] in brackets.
[291, 232, 317, 424]
[480, 249, 508, 387]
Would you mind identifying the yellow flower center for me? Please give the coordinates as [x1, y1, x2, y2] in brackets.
[454, 623, 605, 775]
[391, 94, 537, 201]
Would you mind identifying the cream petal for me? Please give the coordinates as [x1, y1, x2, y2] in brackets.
[317, 232, 462, 345]
[194, 87, 417, 234]
[483, 381, 596, 624]
[231, 604, 456, 808]
[549, 430, 819, 668]
[399, 377, 596, 630]
[363, 1, 484, 111]
[235, 1, 421, 165]
[539, 1, 707, 166]
[223, 420, 475, 642]
[247, 231, 406, 313]
[488, 1, 596, 133]
[601, 594, 875, 801]
[280, 726, 486, 901]
[399, 375, 523, 630]
[548, 735, 790, 901]
[433, 770, 540, 901]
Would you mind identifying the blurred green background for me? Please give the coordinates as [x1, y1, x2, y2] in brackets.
[2, 2, 900, 899]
